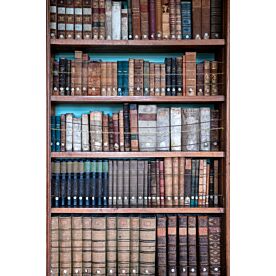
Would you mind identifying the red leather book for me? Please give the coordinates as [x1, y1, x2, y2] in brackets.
[65, 0, 74, 39]
[92, 0, 99, 39]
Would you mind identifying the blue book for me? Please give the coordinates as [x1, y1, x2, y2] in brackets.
[102, 160, 109, 207]
[97, 160, 103, 207]
[51, 116, 56, 152]
[60, 160, 67, 207]
[66, 160, 73, 207]
[72, 161, 79, 207]
[84, 160, 91, 207]
[53, 161, 60, 208]
[117, 61, 124, 96]
[78, 160, 84, 207]
[181, 1, 192, 39]
[91, 160, 97, 207]
[122, 61, 129, 96]
[55, 116, 61, 152]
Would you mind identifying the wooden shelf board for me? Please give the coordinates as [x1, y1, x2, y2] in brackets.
[51, 207, 225, 214]
[51, 151, 225, 158]
[51, 95, 225, 103]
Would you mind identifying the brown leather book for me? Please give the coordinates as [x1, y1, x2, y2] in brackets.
[123, 160, 130, 206]
[106, 62, 112, 96]
[117, 216, 131, 275]
[94, 61, 101, 96]
[108, 115, 114, 152]
[150, 161, 157, 207]
[175, 0, 182, 39]
[129, 104, 139, 151]
[50, 217, 59, 275]
[90, 111, 103, 151]
[100, 61, 107, 96]
[50, 0, 57, 39]
[149, 0, 156, 39]
[139, 216, 156, 275]
[82, 53, 89, 95]
[132, 0, 141, 39]
[185, 52, 197, 96]
[149, 62, 155, 96]
[105, 0, 112, 39]
[108, 160, 113, 206]
[164, 157, 173, 206]
[178, 215, 188, 276]
[123, 103, 131, 152]
[72, 216, 83, 275]
[138, 160, 145, 207]
[99, 0, 105, 39]
[117, 160, 124, 207]
[201, 0, 211, 39]
[119, 110, 125, 152]
[74, 0, 83, 39]
[112, 113, 120, 152]
[87, 61, 93, 95]
[52, 59, 59, 95]
[156, 160, 161, 207]
[198, 159, 205, 206]
[140, 0, 149, 39]
[168, 215, 177, 275]
[112, 62, 118, 96]
[107, 216, 117, 275]
[60, 114, 66, 152]
[92, 0, 99, 39]
[210, 109, 220, 151]
[192, 0, 202, 39]
[198, 216, 209, 275]
[162, 0, 170, 39]
[130, 217, 140, 275]
[134, 59, 144, 96]
[155, 0, 162, 39]
[129, 59, 135, 96]
[179, 157, 185, 207]
[130, 160, 138, 207]
[57, 0, 66, 39]
[211, 61, 218, 95]
[92, 216, 106, 275]
[182, 55, 186, 95]
[159, 160, 165, 207]
[172, 157, 179, 206]
[65, 0, 74, 39]
[154, 64, 161, 96]
[214, 160, 219, 206]
[196, 62, 204, 96]
[160, 64, 166, 96]
[204, 60, 210, 95]
[74, 51, 82, 95]
[59, 216, 72, 275]
[103, 114, 109, 152]
[83, 0, 92, 39]
[82, 217, 92, 275]
[188, 216, 197, 276]
[157, 215, 167, 275]
[169, 0, 176, 39]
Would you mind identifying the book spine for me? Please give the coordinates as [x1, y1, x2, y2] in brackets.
[175, 0, 182, 39]
[92, 0, 99, 39]
[165, 58, 172, 96]
[73, 117, 81, 151]
[137, 161, 145, 207]
[100, 61, 107, 96]
[72, 161, 79, 206]
[170, 107, 182, 151]
[156, 160, 161, 207]
[198, 216, 209, 275]
[57, 0, 66, 39]
[96, 160, 103, 206]
[149, 62, 155, 96]
[119, 110, 125, 152]
[65, 0, 74, 39]
[127, 0, 133, 39]
[160, 64, 166, 96]
[172, 157, 179, 206]
[123, 160, 130, 206]
[123, 103, 131, 151]
[72, 216, 83, 274]
[129, 59, 135, 96]
[121, 8, 129, 40]
[214, 160, 219, 206]
[179, 157, 185, 207]
[55, 116, 61, 152]
[98, 0, 105, 39]
[149, 161, 157, 206]
[82, 217, 92, 274]
[82, 54, 89, 95]
[90, 111, 103, 151]
[117, 61, 123, 96]
[178, 215, 188, 276]
[50, 0, 58, 39]
[197, 62, 204, 96]
[154, 64, 161, 96]
[105, 0, 112, 39]
[162, 0, 170, 39]
[164, 157, 173, 206]
[198, 160, 204, 207]
[71, 60, 76, 95]
[74, 0, 83, 39]
[182, 55, 186, 95]
[84, 160, 91, 206]
[171, 58, 176, 96]
[60, 114, 66, 152]
[112, 62, 118, 96]
[192, 0, 202, 39]
[140, 0, 149, 39]
[81, 114, 89, 151]
[130, 160, 138, 207]
[107, 216, 117, 274]
[52, 59, 59, 95]
[156, 0, 162, 39]
[143, 61, 150, 96]
[78, 161, 85, 206]
[181, 1, 192, 39]
[52, 161, 60, 207]
[130, 217, 140, 275]
[74, 51, 82, 95]
[66, 60, 71, 95]
[108, 115, 114, 152]
[204, 60, 210, 95]
[211, 0, 223, 39]
[117, 160, 124, 207]
[149, 0, 156, 39]
[185, 52, 196, 96]
[144, 161, 149, 206]
[169, 0, 176, 39]
[132, 0, 141, 39]
[59, 58, 66, 95]
[83, 0, 92, 39]
[190, 159, 196, 207]
[200, 107, 211, 151]
[123, 61, 129, 96]
[102, 160, 108, 207]
[135, 59, 144, 96]
[176, 56, 183, 96]
[112, 160, 117, 206]
[188, 216, 197, 275]
[211, 61, 218, 95]
[211, 109, 220, 151]
[108, 160, 113, 206]
[168, 215, 177, 275]
[129, 104, 139, 151]
[112, 113, 120, 152]
[102, 114, 109, 152]
[157, 215, 167, 275]
[67, 161, 73, 206]
[156, 108, 170, 151]
[201, 0, 210, 39]
[91, 161, 97, 206]
[112, 1, 121, 40]
[65, 113, 73, 151]
[50, 217, 59, 274]
[184, 158, 192, 206]
[51, 115, 56, 152]
[159, 161, 165, 207]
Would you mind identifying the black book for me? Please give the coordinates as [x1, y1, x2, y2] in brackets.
[52, 161, 60, 207]
[171, 58, 177, 96]
[66, 161, 73, 206]
[211, 0, 223, 38]
[84, 160, 91, 207]
[65, 59, 71, 95]
[191, 160, 196, 207]
[78, 160, 84, 206]
[184, 159, 192, 207]
[55, 116, 61, 152]
[72, 161, 79, 207]
[165, 58, 172, 96]
[51, 115, 56, 152]
[102, 160, 109, 207]
[91, 160, 97, 207]
[194, 160, 200, 207]
[60, 160, 67, 207]
[123, 103, 131, 152]
[97, 160, 103, 207]
[59, 58, 66, 95]
[176, 57, 183, 96]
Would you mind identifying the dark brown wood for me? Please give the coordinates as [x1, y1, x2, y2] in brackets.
[51, 207, 225, 214]
[51, 151, 225, 158]
[51, 95, 225, 103]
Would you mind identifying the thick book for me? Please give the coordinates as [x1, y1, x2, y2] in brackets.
[130, 160, 138, 207]
[157, 215, 167, 275]
[72, 117, 81, 152]
[201, 0, 211, 39]
[56, 116, 61, 152]
[83, 0, 92, 39]
[139, 216, 156, 275]
[106, 216, 117, 275]
[181, 1, 192, 39]
[164, 157, 173, 206]
[65, 0, 74, 39]
[74, 0, 83, 39]
[178, 215, 188, 276]
[170, 107, 182, 151]
[211, 0, 223, 39]
[132, 0, 141, 39]
[65, 113, 73, 151]
[82, 217, 92, 274]
[72, 216, 83, 274]
[50, 217, 59, 275]
[167, 215, 177, 275]
[105, 0, 112, 39]
[198, 216, 209, 275]
[185, 52, 197, 96]
[138, 105, 157, 151]
[130, 217, 140, 275]
[90, 111, 103, 151]
[188, 216, 197, 276]
[112, 1, 121, 40]
[162, 0, 170, 39]
[57, 0, 66, 39]
[200, 107, 211, 151]
[192, 0, 201, 39]
[123, 160, 130, 206]
[140, 0, 149, 39]
[130, 104, 139, 151]
[92, 0, 99, 39]
[157, 108, 170, 151]
[50, 0, 57, 38]
[149, 0, 156, 39]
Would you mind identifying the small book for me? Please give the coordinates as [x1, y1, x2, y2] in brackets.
[164, 157, 173, 206]
[192, 0, 202, 39]
[83, 0, 92, 39]
[74, 0, 83, 39]
[130, 217, 140, 275]
[65, 0, 74, 39]
[157, 215, 167, 275]
[167, 215, 177, 275]
[106, 216, 117, 275]
[72, 216, 83, 275]
[112, 1, 121, 40]
[49, 0, 57, 39]
[198, 216, 209, 275]
[157, 108, 170, 151]
[188, 216, 197, 276]
[178, 215, 188, 275]
[50, 217, 59, 275]
[82, 217, 92, 274]
[170, 107, 182, 151]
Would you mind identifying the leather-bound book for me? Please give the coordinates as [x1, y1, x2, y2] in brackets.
[160, 64, 166, 96]
[155, 0, 162, 39]
[214, 160, 219, 206]
[73, 117, 81, 151]
[208, 216, 221, 275]
[50, 217, 59, 275]
[65, 0, 74, 39]
[102, 160, 108, 207]
[203, 60, 210, 95]
[71, 60, 76, 95]
[92, 216, 106, 275]
[156, 107, 170, 151]
[112, 160, 118, 206]
[112, 1, 121, 40]
[65, 113, 73, 151]
[169, 0, 176, 39]
[144, 161, 149, 206]
[108, 115, 114, 152]
[198, 216, 209, 275]
[200, 107, 211, 151]
[159, 160, 165, 207]
[121, 6, 129, 40]
[154, 64, 161, 96]
[138, 105, 157, 151]
[92, 0, 99, 39]
[87, 61, 93, 95]
[123, 103, 131, 151]
[191, 159, 199, 207]
[130, 217, 140, 275]
[99, 0, 105, 39]
[52, 59, 59, 95]
[79, 161, 85, 206]
[157, 215, 167, 275]
[149, 62, 155, 96]
[55, 116, 61, 152]
[66, 161, 73, 206]
[123, 160, 130, 206]
[117, 61, 123, 96]
[182, 108, 200, 151]
[167, 215, 177, 275]
[192, 0, 201, 39]
[84, 160, 91, 206]
[211, 109, 220, 151]
[176, 56, 183, 96]
[117, 216, 131, 275]
[171, 107, 182, 151]
[197, 63, 204, 96]
[57, 0, 66, 39]
[178, 215, 188, 276]
[130, 160, 138, 207]
[81, 114, 89, 151]
[123, 61, 129, 96]
[127, 0, 133, 39]
[95, 61, 101, 95]
[100, 61, 107, 96]
[112, 113, 120, 152]
[156, 160, 161, 206]
[208, 161, 214, 207]
[162, 0, 170, 39]
[202, 0, 210, 39]
[175, 0, 182, 39]
[148, 162, 154, 206]
[117, 160, 124, 207]
[65, 60, 71, 95]
[96, 160, 103, 206]
[182, 55, 186, 95]
[165, 58, 172, 95]
[164, 157, 173, 206]
[59, 58, 66, 95]
[74, 51, 82, 95]
[205, 161, 210, 207]
[51, 116, 56, 152]
[60, 161, 67, 206]
[138, 160, 145, 207]
[134, 59, 144, 96]
[106, 62, 113, 96]
[184, 158, 192, 206]
[60, 114, 66, 152]
[83, 0, 92, 39]
[59, 216, 72, 275]
[211, 61, 218, 95]
[72, 216, 82, 275]
[105, 0, 112, 39]
[72, 161, 79, 206]
[143, 61, 150, 96]
[129, 59, 135, 96]
[149, 0, 156, 39]
[171, 58, 176, 96]
[107, 216, 117, 275]
[198, 159, 204, 206]
[139, 216, 156, 275]
[188, 216, 197, 276]
[179, 157, 185, 206]
[181, 1, 192, 39]
[74, 0, 83, 39]
[119, 110, 125, 152]
[82, 217, 92, 275]
[103, 114, 109, 152]
[211, 0, 223, 39]
[172, 157, 179, 206]
[129, 104, 139, 151]
[50, 0, 57, 39]
[108, 160, 113, 206]
[185, 52, 196, 96]
[90, 111, 103, 151]
[132, 0, 141, 39]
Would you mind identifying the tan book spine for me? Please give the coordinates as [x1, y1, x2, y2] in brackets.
[72, 216, 82, 275]
[87, 61, 93, 95]
[119, 110, 125, 152]
[164, 157, 173, 206]
[154, 63, 161, 96]
[81, 114, 90, 151]
[90, 111, 103, 151]
[185, 52, 196, 96]
[82, 217, 92, 275]
[156, 0, 162, 39]
[82, 53, 89, 95]
[130, 217, 140, 275]
[101, 61, 107, 96]
[179, 157, 185, 207]
[50, 217, 59, 275]
[71, 60, 76, 95]
[162, 0, 170, 39]
[99, 0, 106, 39]
[129, 59, 135, 96]
[169, 0, 176, 39]
[106, 62, 112, 96]
[204, 60, 210, 96]
[75, 50, 83, 95]
[149, 62, 155, 96]
[198, 159, 204, 207]
[95, 61, 101, 96]
[172, 157, 179, 206]
[175, 0, 182, 39]
[211, 61, 218, 95]
[112, 62, 118, 96]
[107, 216, 117, 275]
[160, 63, 166, 96]
[103, 114, 109, 152]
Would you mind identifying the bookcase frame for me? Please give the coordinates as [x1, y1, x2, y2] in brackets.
[46, 0, 230, 274]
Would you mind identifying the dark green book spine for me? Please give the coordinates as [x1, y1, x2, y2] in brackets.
[53, 161, 60, 207]
[91, 160, 97, 207]
[60, 160, 67, 207]
[55, 116, 61, 152]
[59, 58, 66, 95]
[97, 160, 103, 207]
[195, 160, 200, 207]
[184, 159, 192, 207]
[123, 61, 129, 96]
[191, 160, 196, 207]
[51, 115, 56, 152]
[66, 161, 73, 207]
[72, 161, 79, 207]
[117, 61, 123, 96]
[127, 0, 133, 39]
[171, 58, 177, 96]
[176, 57, 183, 96]
[84, 160, 91, 207]
[78, 160, 84, 206]
[102, 160, 109, 207]
[165, 58, 172, 96]
[65, 59, 71, 95]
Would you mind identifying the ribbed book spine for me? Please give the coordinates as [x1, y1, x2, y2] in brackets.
[175, 0, 182, 39]
[211, 61, 218, 95]
[157, 215, 167, 275]
[169, 0, 176, 39]
[72, 216, 83, 274]
[98, 0, 105, 39]
[179, 157, 185, 207]
[121, 7, 129, 40]
[149, 0, 156, 39]
[178, 215, 188, 276]
[103, 114, 110, 152]
[185, 52, 196, 96]
[181, 1, 192, 39]
[83, 0, 92, 39]
[132, 0, 141, 39]
[92, 0, 99, 39]
[129, 59, 135, 96]
[60, 161, 67, 206]
[74, 0, 83, 39]
[84, 160, 91, 206]
[159, 161, 165, 207]
[184, 158, 192, 206]
[211, 0, 223, 39]
[198, 216, 209, 275]
[119, 110, 125, 152]
[117, 160, 124, 207]
[105, 0, 112, 39]
[188, 216, 197, 276]
[162, 0, 170, 39]
[138, 161, 145, 207]
[90, 111, 103, 151]
[165, 58, 172, 95]
[164, 157, 173, 206]
[50, 217, 59, 275]
[107, 216, 117, 274]
[211, 109, 220, 151]
[50, 0, 58, 39]
[197, 63, 204, 96]
[108, 160, 113, 206]
[130, 217, 140, 275]
[65, 0, 74, 39]
[82, 217, 92, 274]
[204, 60, 211, 95]
[57, 0, 66, 39]
[168, 215, 177, 275]
[192, 0, 202, 39]
[201, 0, 210, 39]
[51, 116, 56, 152]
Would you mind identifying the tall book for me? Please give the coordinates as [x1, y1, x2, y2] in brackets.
[167, 215, 177, 275]
[157, 215, 167, 275]
[130, 104, 139, 151]
[84, 160, 91, 206]
[129, 59, 135, 96]
[139, 216, 156, 275]
[65, 0, 74, 39]
[55, 116, 61, 152]
[170, 107, 182, 151]
[113, 113, 120, 151]
[178, 215, 188, 276]
[137, 161, 145, 207]
[112, 1, 121, 40]
[181, 1, 192, 39]
[73, 117, 81, 152]
[130, 217, 140, 275]
[172, 157, 179, 206]
[156, 0, 162, 39]
[210, 109, 220, 151]
[157, 108, 170, 151]
[211, 0, 223, 39]
[169, 0, 176, 39]
[176, 56, 183, 95]
[59, 58, 66, 95]
[57, 0, 66, 39]
[92, 0, 99, 39]
[60, 114, 66, 151]
[119, 110, 125, 152]
[50, 0, 57, 38]
[150, 161, 157, 207]
[184, 158, 192, 206]
[132, 0, 141, 39]
[140, 0, 149, 39]
[164, 157, 173, 206]
[149, 0, 156, 39]
[162, 0, 170, 39]
[102, 160, 108, 207]
[198, 216, 209, 275]
[106, 216, 117, 275]
[72, 161, 79, 206]
[185, 52, 196, 96]
[121, 6, 129, 40]
[200, 107, 211, 151]
[123, 160, 130, 206]
[51, 116, 56, 152]
[179, 157, 185, 207]
[159, 160, 165, 207]
[74, 51, 82, 95]
[83, 0, 92, 39]
[102, 114, 109, 152]
[175, 0, 182, 39]
[81, 114, 89, 151]
[108, 160, 113, 206]
[127, 0, 133, 39]
[138, 105, 157, 151]
[78, 161, 85, 206]
[105, 0, 112, 39]
[117, 160, 124, 207]
[201, 0, 211, 39]
[130, 160, 138, 207]
[67, 161, 73, 206]
[60, 161, 67, 206]
[188, 216, 197, 276]
[65, 113, 73, 151]
[123, 103, 131, 151]
[192, 0, 201, 39]
[144, 161, 149, 206]
[72, 216, 82, 274]
[74, 0, 83, 39]
[112, 160, 118, 206]
[50, 217, 59, 275]
[82, 217, 92, 274]
[196, 63, 204, 96]
[90, 111, 103, 151]
[98, 0, 106, 39]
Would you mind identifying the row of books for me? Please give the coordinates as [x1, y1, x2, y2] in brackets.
[51, 214, 222, 275]
[51, 158, 220, 208]
[49, 0, 223, 40]
[51, 105, 221, 152]
[52, 51, 221, 96]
